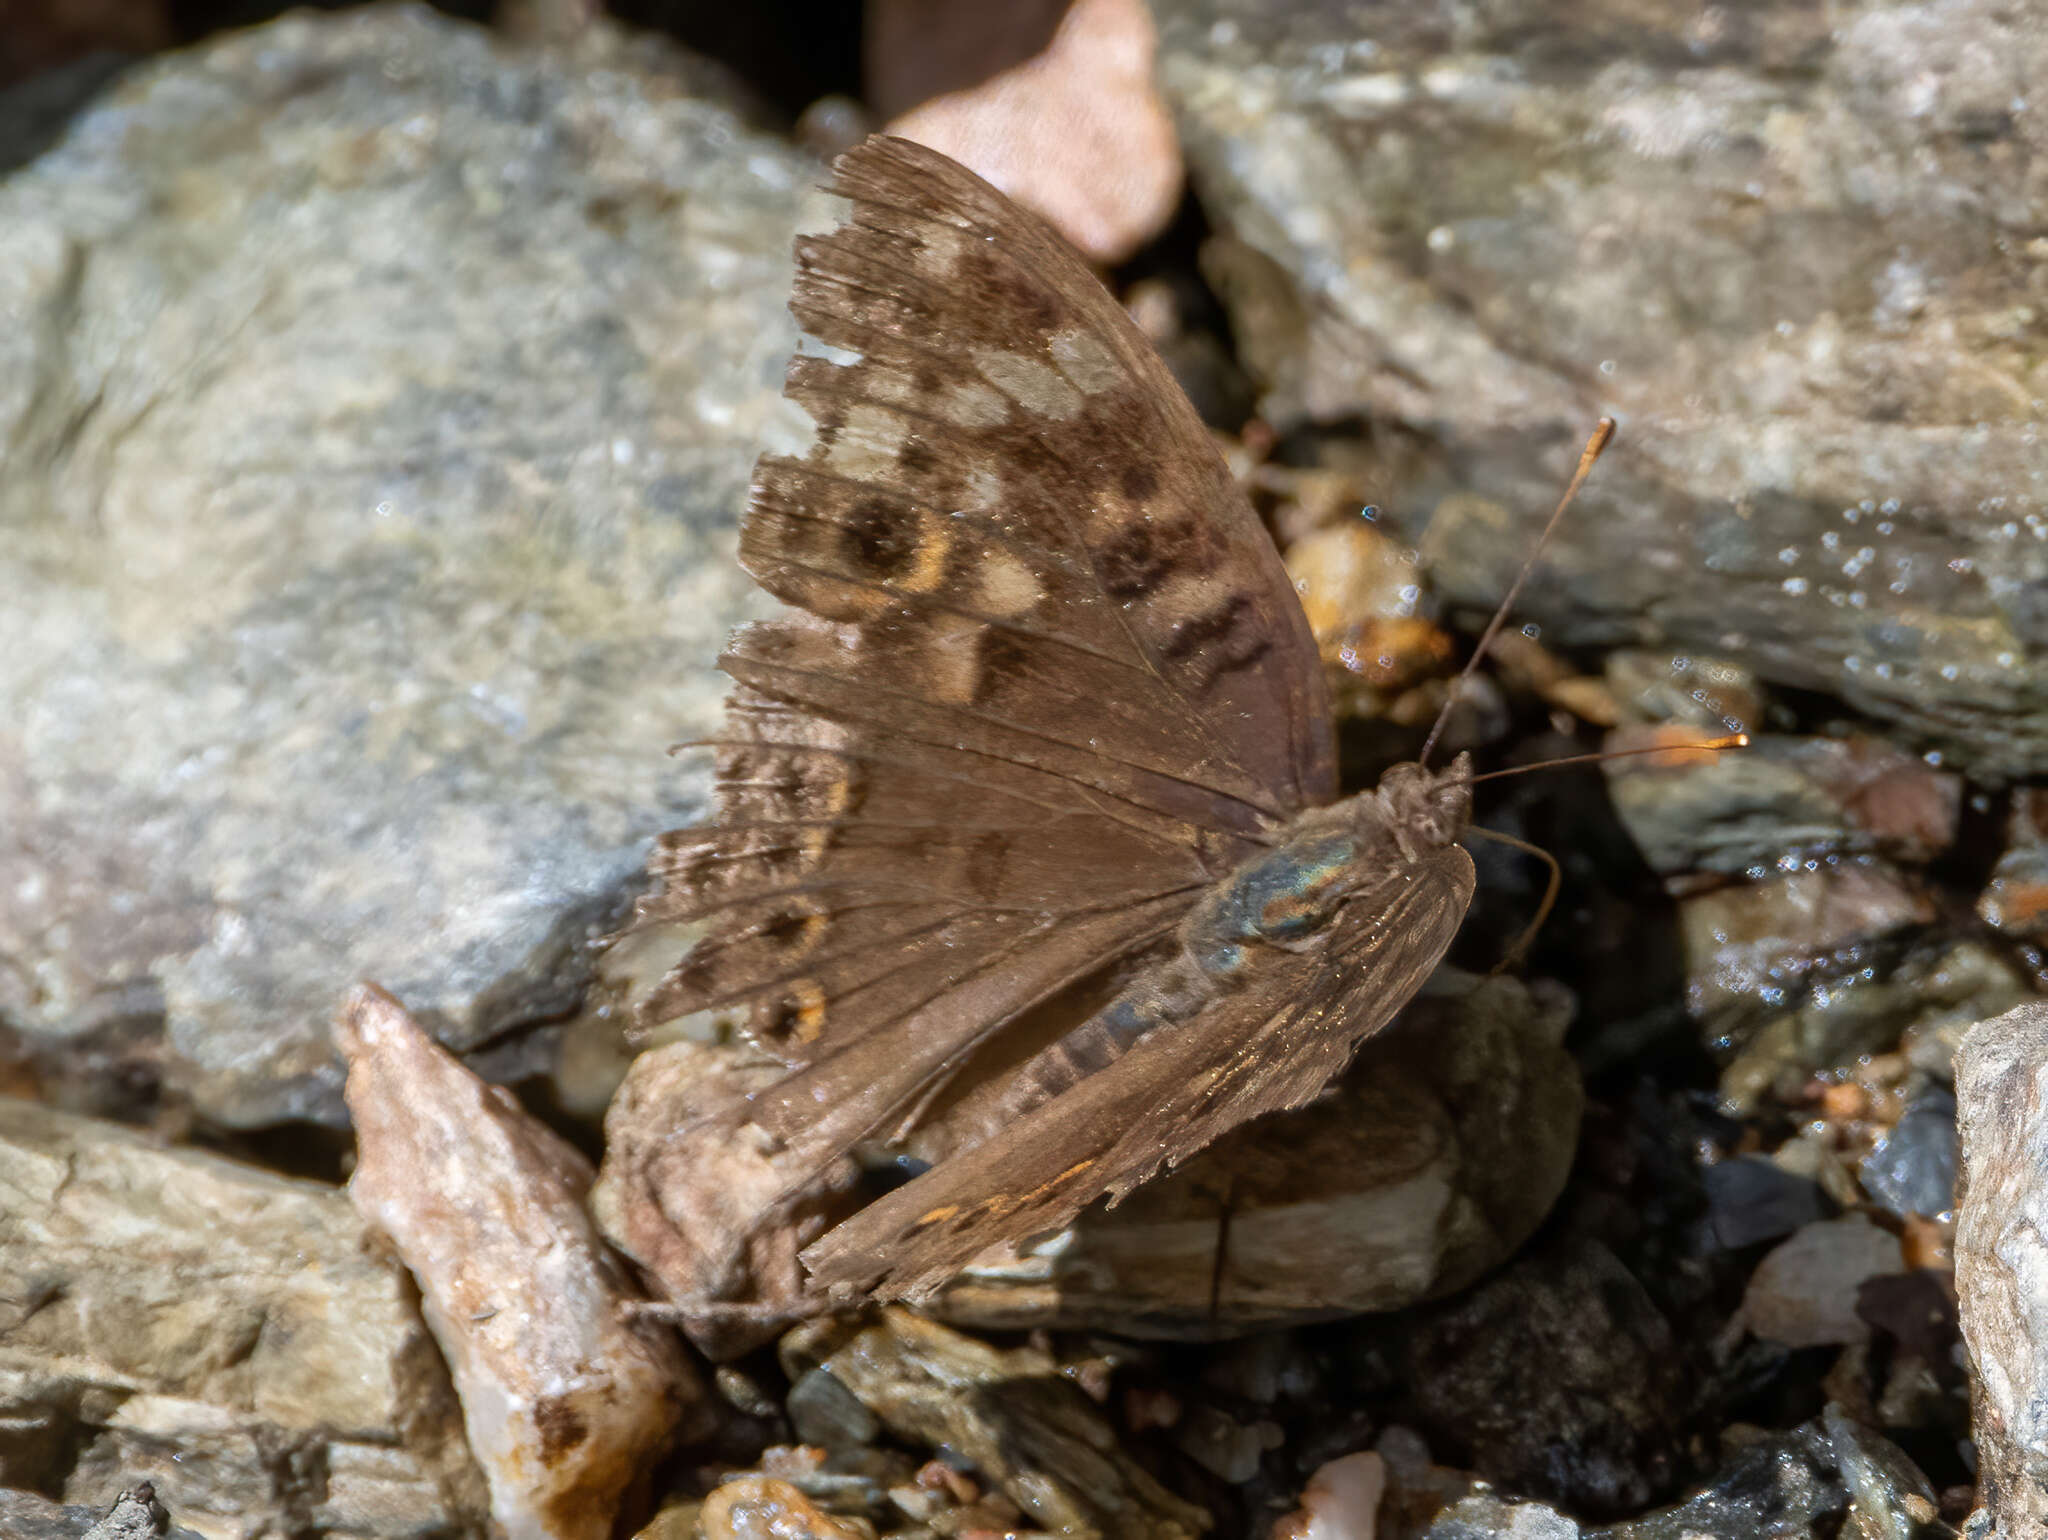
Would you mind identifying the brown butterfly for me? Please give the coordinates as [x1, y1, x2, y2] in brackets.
[634, 136, 1516, 1308]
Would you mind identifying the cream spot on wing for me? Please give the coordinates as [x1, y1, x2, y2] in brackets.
[922, 611, 987, 705]
[858, 365, 917, 406]
[914, 222, 966, 277]
[821, 402, 909, 479]
[1048, 327, 1123, 394]
[974, 348, 1084, 420]
[976, 546, 1043, 616]
[784, 568, 891, 623]
[962, 466, 1004, 512]
[1082, 487, 1141, 540]
[1152, 569, 1237, 625]
[941, 380, 1010, 428]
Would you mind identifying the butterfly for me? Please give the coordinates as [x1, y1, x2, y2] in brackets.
[629, 135, 1487, 1311]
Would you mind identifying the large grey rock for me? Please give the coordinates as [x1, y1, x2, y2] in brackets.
[1158, 0, 2048, 777]
[0, 1096, 487, 1536]
[0, 6, 809, 1126]
[1955, 1002, 2048, 1537]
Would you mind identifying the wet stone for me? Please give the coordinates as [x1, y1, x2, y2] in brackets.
[1896, 944, 2036, 1085]
[1859, 1092, 1958, 1221]
[1159, 0, 2048, 778]
[1403, 1239, 1686, 1517]
[1586, 1417, 1845, 1539]
[1418, 1412, 1949, 1538]
[1740, 1216, 1904, 1350]
[695, 1477, 867, 1540]
[1607, 738, 1860, 878]
[1605, 734, 1959, 879]
[1705, 932, 2028, 1116]
[1702, 1154, 1834, 1251]
[1680, 865, 1932, 1034]
[785, 1366, 880, 1449]
[1603, 650, 1765, 736]
[1977, 790, 2048, 942]
[1424, 1493, 1580, 1537]
[778, 1308, 1210, 1539]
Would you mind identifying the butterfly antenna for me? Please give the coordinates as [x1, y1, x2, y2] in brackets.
[1466, 730, 1747, 968]
[1467, 732, 1750, 784]
[1419, 418, 1616, 768]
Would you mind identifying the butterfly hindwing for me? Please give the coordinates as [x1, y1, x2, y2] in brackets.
[800, 818, 1477, 1300]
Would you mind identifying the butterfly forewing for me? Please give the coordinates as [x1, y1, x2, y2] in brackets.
[643, 137, 1333, 1095]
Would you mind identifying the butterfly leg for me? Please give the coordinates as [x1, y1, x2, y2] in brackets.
[1464, 825, 1561, 971]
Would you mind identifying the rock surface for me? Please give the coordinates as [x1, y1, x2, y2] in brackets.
[879, 0, 1183, 263]
[1954, 1001, 2048, 1536]
[780, 1308, 1210, 1540]
[1414, 1409, 1949, 1538]
[0, 1485, 206, 1540]
[0, 5, 802, 1129]
[339, 984, 701, 1540]
[1739, 1215, 1904, 1349]
[0, 1096, 486, 1536]
[1403, 1238, 1685, 1518]
[1158, 0, 2048, 777]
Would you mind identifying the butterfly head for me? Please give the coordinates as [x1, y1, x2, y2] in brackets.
[1374, 753, 1474, 860]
